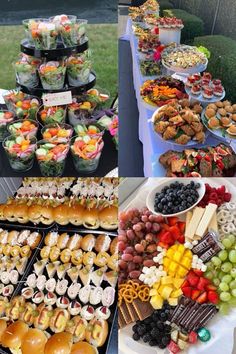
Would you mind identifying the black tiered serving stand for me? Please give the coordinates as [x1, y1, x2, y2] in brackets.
[17, 38, 96, 97]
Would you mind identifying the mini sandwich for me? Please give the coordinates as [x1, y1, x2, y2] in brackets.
[34, 303, 52, 330]
[99, 206, 118, 230]
[85, 318, 108, 347]
[14, 204, 29, 224]
[3, 204, 17, 222]
[69, 204, 85, 226]
[21, 328, 47, 354]
[83, 208, 100, 229]
[49, 308, 70, 333]
[227, 125, 236, 136]
[1, 320, 29, 351]
[53, 204, 70, 225]
[44, 332, 73, 354]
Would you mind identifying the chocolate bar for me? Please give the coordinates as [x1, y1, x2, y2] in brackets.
[171, 296, 192, 324]
[132, 298, 153, 321]
[192, 231, 222, 262]
[192, 306, 218, 331]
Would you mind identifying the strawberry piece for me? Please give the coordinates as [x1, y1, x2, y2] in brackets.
[169, 225, 181, 240]
[177, 234, 185, 244]
[188, 331, 198, 344]
[157, 241, 169, 249]
[167, 216, 179, 226]
[197, 277, 210, 291]
[196, 291, 207, 304]
[187, 272, 199, 287]
[206, 284, 217, 291]
[191, 289, 201, 300]
[178, 221, 186, 233]
[182, 286, 192, 297]
[167, 340, 180, 354]
[208, 290, 219, 304]
[161, 223, 170, 231]
[224, 193, 232, 202]
[161, 231, 174, 245]
[181, 279, 190, 288]
[193, 269, 203, 277]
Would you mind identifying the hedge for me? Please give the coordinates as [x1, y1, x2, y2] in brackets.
[194, 35, 236, 103]
[159, 0, 174, 16]
[163, 9, 204, 42]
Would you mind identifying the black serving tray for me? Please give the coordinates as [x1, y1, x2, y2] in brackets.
[17, 72, 97, 97]
[5, 226, 117, 354]
[21, 39, 89, 60]
[0, 221, 56, 231]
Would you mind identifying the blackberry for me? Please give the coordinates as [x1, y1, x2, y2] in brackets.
[164, 324, 172, 332]
[149, 339, 158, 346]
[132, 324, 139, 333]
[160, 312, 167, 321]
[132, 333, 140, 341]
[162, 336, 171, 346]
[157, 321, 164, 330]
[137, 326, 146, 336]
[151, 328, 159, 337]
[150, 321, 156, 328]
[143, 334, 152, 343]
[159, 342, 167, 349]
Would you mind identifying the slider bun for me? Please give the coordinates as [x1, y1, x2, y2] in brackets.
[69, 204, 85, 226]
[205, 108, 215, 119]
[1, 320, 28, 349]
[0, 204, 6, 220]
[3, 204, 17, 222]
[71, 341, 98, 354]
[81, 234, 96, 251]
[44, 332, 73, 354]
[110, 237, 118, 254]
[95, 234, 111, 253]
[14, 204, 29, 224]
[41, 206, 54, 225]
[53, 205, 70, 225]
[85, 319, 108, 347]
[99, 206, 118, 230]
[83, 208, 100, 229]
[215, 101, 224, 108]
[21, 328, 47, 354]
[0, 319, 7, 340]
[28, 205, 43, 224]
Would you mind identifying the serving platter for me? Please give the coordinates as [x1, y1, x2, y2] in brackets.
[185, 86, 225, 105]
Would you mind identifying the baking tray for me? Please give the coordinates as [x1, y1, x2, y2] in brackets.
[0, 226, 117, 354]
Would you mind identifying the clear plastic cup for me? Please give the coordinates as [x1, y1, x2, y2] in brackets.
[7, 119, 39, 139]
[3, 135, 36, 172]
[13, 56, 41, 88]
[13, 95, 41, 121]
[74, 122, 105, 139]
[67, 57, 92, 86]
[49, 15, 77, 30]
[0, 111, 15, 142]
[60, 19, 88, 47]
[22, 18, 48, 45]
[41, 123, 73, 143]
[28, 19, 59, 50]
[39, 60, 66, 90]
[37, 105, 67, 126]
[68, 97, 97, 126]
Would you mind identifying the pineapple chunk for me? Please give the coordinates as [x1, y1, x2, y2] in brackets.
[171, 289, 183, 298]
[178, 339, 189, 350]
[149, 288, 158, 296]
[168, 297, 178, 306]
[158, 285, 165, 294]
[161, 276, 173, 285]
[161, 286, 173, 300]
[150, 294, 163, 309]
[173, 278, 184, 289]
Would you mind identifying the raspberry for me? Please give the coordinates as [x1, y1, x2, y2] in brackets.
[224, 193, 232, 202]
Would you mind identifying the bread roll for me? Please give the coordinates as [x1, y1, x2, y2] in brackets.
[94, 252, 110, 267]
[0, 204, 6, 220]
[72, 316, 88, 342]
[81, 234, 95, 252]
[14, 204, 29, 224]
[21, 328, 47, 354]
[110, 237, 118, 254]
[44, 332, 73, 354]
[83, 208, 100, 229]
[95, 234, 111, 253]
[71, 341, 98, 354]
[7, 230, 19, 246]
[3, 204, 17, 222]
[49, 308, 70, 333]
[0, 319, 7, 341]
[28, 204, 43, 224]
[27, 232, 41, 249]
[41, 206, 54, 225]
[99, 206, 118, 230]
[69, 204, 85, 226]
[83, 252, 96, 266]
[53, 205, 70, 225]
[85, 319, 108, 347]
[1, 320, 28, 349]
[107, 254, 118, 271]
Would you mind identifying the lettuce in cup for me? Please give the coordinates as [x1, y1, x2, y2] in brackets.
[38, 105, 67, 125]
[39, 60, 66, 90]
[67, 54, 92, 86]
[0, 111, 15, 142]
[28, 19, 58, 50]
[14, 54, 41, 88]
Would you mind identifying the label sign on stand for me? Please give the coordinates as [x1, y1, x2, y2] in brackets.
[43, 91, 73, 107]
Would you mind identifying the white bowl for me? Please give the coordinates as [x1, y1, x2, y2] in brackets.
[146, 178, 206, 217]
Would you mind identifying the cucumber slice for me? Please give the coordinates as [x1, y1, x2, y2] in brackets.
[16, 136, 23, 144]
[83, 135, 91, 144]
[43, 143, 55, 149]
[36, 148, 47, 156]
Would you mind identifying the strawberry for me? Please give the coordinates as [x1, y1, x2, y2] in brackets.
[206, 284, 217, 291]
[157, 241, 169, 249]
[182, 286, 192, 298]
[177, 234, 185, 244]
[192, 269, 203, 277]
[188, 331, 198, 344]
[181, 279, 190, 288]
[187, 273, 199, 287]
[197, 277, 210, 291]
[178, 221, 186, 233]
[161, 231, 174, 245]
[161, 223, 170, 231]
[224, 192, 232, 202]
[208, 290, 219, 304]
[196, 291, 207, 304]
[169, 226, 181, 240]
[191, 289, 201, 300]
[167, 341, 180, 354]
[167, 217, 179, 226]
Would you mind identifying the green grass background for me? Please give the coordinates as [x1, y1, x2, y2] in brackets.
[0, 24, 118, 101]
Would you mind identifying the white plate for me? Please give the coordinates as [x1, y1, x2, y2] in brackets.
[119, 178, 236, 354]
[162, 59, 208, 75]
[185, 85, 225, 104]
[146, 178, 205, 217]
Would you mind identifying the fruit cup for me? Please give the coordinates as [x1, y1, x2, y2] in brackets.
[36, 141, 69, 177]
[3, 135, 36, 171]
[59, 19, 88, 47]
[39, 60, 66, 90]
[14, 54, 41, 88]
[74, 123, 105, 138]
[41, 123, 73, 143]
[37, 105, 67, 125]
[3, 91, 26, 111]
[0, 111, 15, 142]
[8, 119, 39, 139]
[67, 54, 92, 86]
[28, 19, 58, 50]
[68, 97, 97, 126]
[13, 96, 41, 120]
[70, 135, 104, 174]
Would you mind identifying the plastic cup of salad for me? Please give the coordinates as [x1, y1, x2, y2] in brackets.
[37, 105, 67, 126]
[74, 123, 105, 139]
[3, 91, 26, 111]
[49, 14, 77, 31]
[41, 123, 73, 143]
[22, 18, 48, 45]
[8, 119, 38, 139]
[68, 97, 97, 126]
[0, 111, 15, 142]
[70, 135, 104, 174]
[67, 55, 92, 86]
[3, 135, 37, 172]
[59, 19, 88, 47]
[36, 140, 69, 177]
[39, 60, 66, 90]
[14, 54, 41, 88]
[86, 87, 110, 110]
[28, 19, 58, 50]
[13, 96, 41, 120]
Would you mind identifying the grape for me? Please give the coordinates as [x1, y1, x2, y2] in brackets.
[220, 292, 232, 302]
[205, 271, 213, 280]
[228, 234, 236, 244]
[133, 224, 142, 232]
[124, 247, 134, 254]
[229, 297, 236, 306]
[152, 223, 160, 232]
[127, 230, 135, 240]
[218, 250, 228, 262]
[133, 256, 143, 264]
[206, 262, 214, 271]
[222, 275, 232, 284]
[143, 259, 155, 267]
[222, 238, 233, 249]
[148, 215, 156, 222]
[135, 244, 144, 253]
[146, 244, 157, 253]
[127, 263, 136, 272]
[218, 271, 226, 280]
[130, 270, 141, 279]
[221, 262, 233, 273]
[213, 278, 220, 286]
[141, 215, 148, 223]
[118, 241, 126, 252]
[219, 282, 229, 292]
[145, 233, 154, 242]
[229, 250, 236, 263]
[211, 256, 222, 267]
[232, 289, 236, 297]
[122, 254, 133, 262]
[219, 303, 230, 315]
[229, 280, 236, 289]
[145, 222, 152, 231]
[231, 268, 236, 278]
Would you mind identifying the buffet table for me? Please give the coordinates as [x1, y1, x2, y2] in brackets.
[124, 18, 236, 177]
